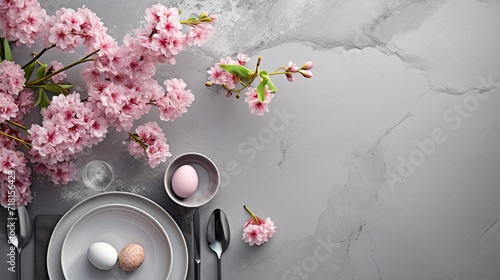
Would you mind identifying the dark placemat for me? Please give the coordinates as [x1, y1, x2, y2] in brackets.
[35, 215, 62, 280]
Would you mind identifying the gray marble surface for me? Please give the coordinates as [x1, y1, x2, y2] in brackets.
[1, 0, 500, 279]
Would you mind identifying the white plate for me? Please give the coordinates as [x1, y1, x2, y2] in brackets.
[47, 192, 188, 280]
[61, 204, 172, 280]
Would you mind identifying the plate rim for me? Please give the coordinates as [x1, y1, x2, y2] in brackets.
[60, 203, 173, 280]
[47, 191, 188, 280]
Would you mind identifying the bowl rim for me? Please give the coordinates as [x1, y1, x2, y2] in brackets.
[164, 152, 220, 208]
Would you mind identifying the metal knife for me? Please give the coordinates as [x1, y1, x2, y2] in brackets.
[193, 208, 201, 280]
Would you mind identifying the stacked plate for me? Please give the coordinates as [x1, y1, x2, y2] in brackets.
[46, 192, 188, 280]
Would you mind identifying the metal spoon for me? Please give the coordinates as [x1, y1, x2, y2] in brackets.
[206, 209, 230, 280]
[7, 206, 32, 280]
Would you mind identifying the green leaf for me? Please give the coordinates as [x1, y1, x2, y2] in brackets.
[40, 83, 67, 94]
[36, 63, 47, 80]
[258, 70, 278, 92]
[24, 62, 36, 80]
[220, 64, 253, 81]
[257, 80, 267, 103]
[39, 90, 51, 109]
[265, 78, 277, 92]
[33, 88, 44, 107]
[28, 83, 71, 95]
[259, 70, 269, 79]
[58, 84, 74, 89]
[2, 38, 12, 61]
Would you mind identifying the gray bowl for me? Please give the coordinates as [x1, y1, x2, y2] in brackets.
[164, 152, 220, 208]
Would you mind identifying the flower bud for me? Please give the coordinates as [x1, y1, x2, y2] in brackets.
[226, 91, 232, 97]
[299, 70, 313, 78]
[286, 73, 295, 82]
[301, 61, 314, 70]
[205, 81, 213, 87]
[286, 61, 299, 73]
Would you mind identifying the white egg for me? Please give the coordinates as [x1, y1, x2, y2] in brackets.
[171, 165, 199, 198]
[87, 242, 118, 270]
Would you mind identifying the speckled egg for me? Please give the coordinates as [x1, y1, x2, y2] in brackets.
[119, 244, 145, 272]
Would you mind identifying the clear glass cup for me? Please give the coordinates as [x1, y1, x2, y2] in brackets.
[82, 160, 115, 191]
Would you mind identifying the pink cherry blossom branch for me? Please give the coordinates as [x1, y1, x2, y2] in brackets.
[0, 130, 32, 149]
[128, 132, 148, 150]
[26, 49, 99, 86]
[6, 120, 28, 131]
[21, 45, 55, 69]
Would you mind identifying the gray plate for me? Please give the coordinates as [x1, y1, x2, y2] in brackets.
[61, 204, 172, 280]
[47, 192, 188, 280]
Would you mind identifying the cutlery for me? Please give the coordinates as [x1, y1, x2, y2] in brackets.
[206, 209, 230, 280]
[7, 206, 32, 280]
[193, 209, 201, 280]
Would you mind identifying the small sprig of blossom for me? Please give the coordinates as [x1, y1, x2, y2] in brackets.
[0, 147, 32, 208]
[242, 205, 276, 246]
[206, 54, 314, 116]
[128, 122, 172, 168]
[0, 0, 216, 208]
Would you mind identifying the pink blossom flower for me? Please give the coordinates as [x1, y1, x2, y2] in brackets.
[120, 36, 156, 76]
[237, 53, 250, 65]
[136, 5, 186, 64]
[0, 126, 23, 150]
[0, 93, 19, 123]
[150, 29, 185, 59]
[128, 122, 171, 168]
[244, 86, 275, 116]
[86, 111, 108, 140]
[27, 92, 107, 184]
[0, 60, 26, 96]
[185, 24, 213, 46]
[77, 6, 108, 49]
[145, 140, 170, 168]
[207, 57, 239, 89]
[48, 161, 77, 185]
[0, 0, 48, 47]
[127, 141, 145, 159]
[243, 224, 267, 246]
[0, 147, 32, 208]
[13, 89, 35, 121]
[242, 205, 276, 246]
[156, 78, 194, 121]
[0, 148, 25, 172]
[48, 21, 80, 52]
[48, 61, 67, 83]
[93, 36, 122, 74]
[45, 6, 109, 53]
[136, 121, 166, 144]
[80, 61, 101, 81]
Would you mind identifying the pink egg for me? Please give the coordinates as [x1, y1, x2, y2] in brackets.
[171, 165, 199, 198]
